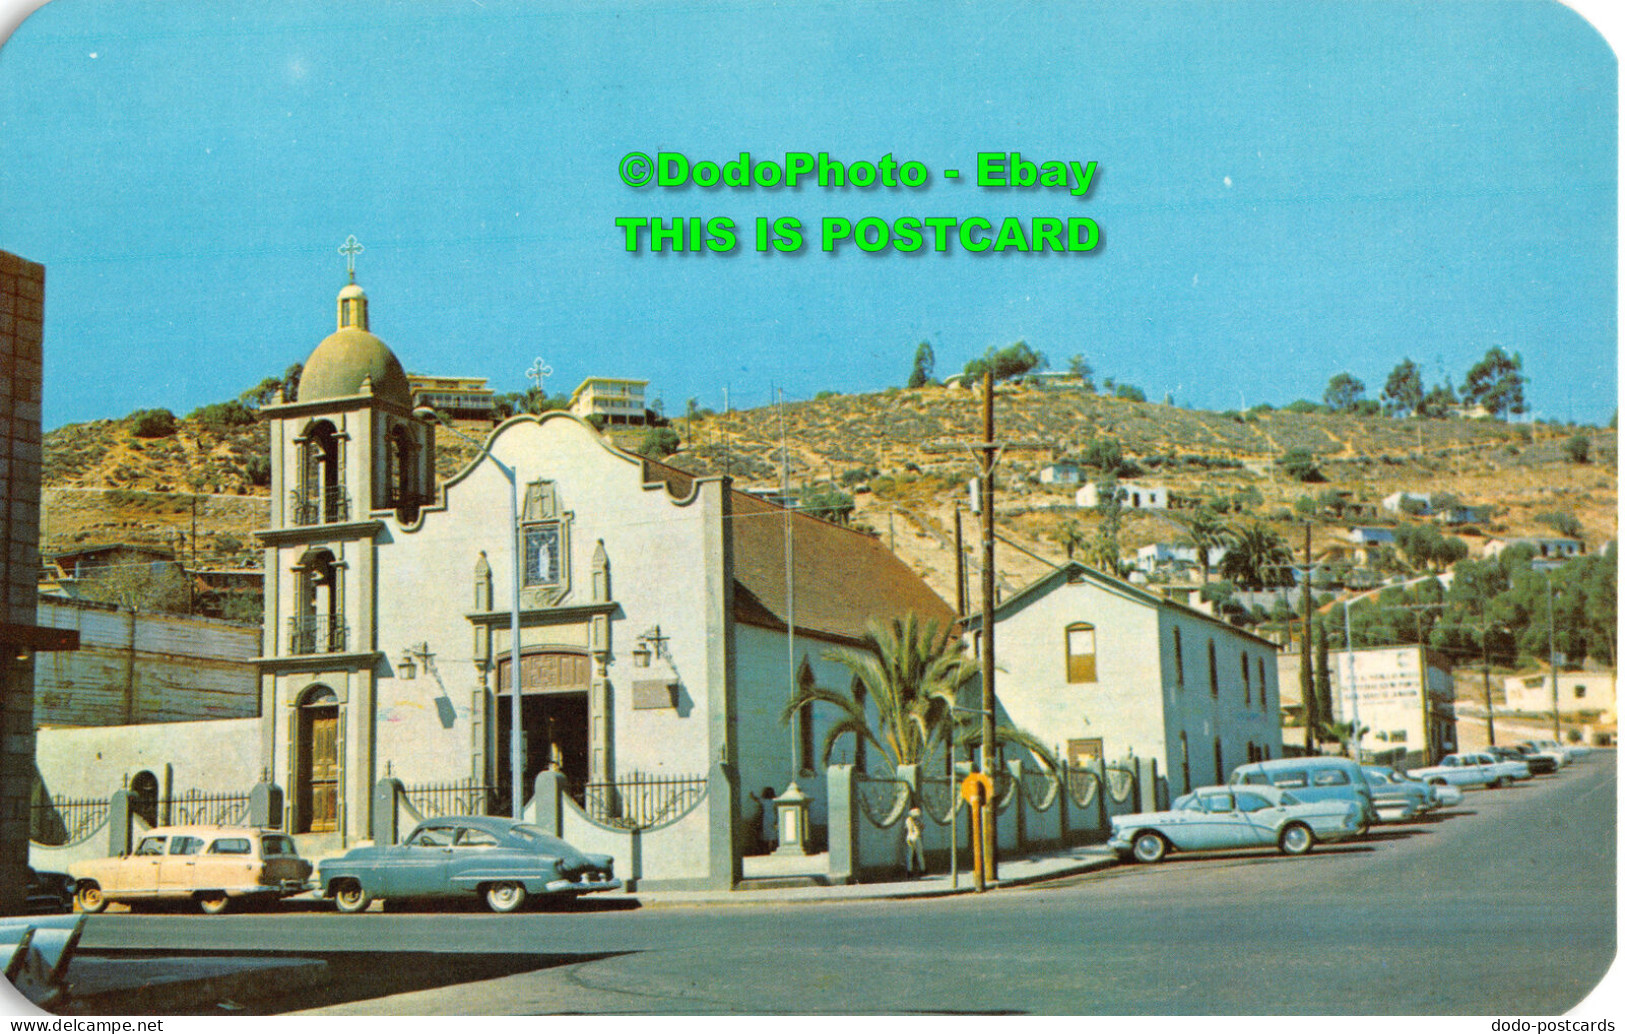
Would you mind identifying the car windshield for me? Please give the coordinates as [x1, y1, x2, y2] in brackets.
[261, 835, 296, 857]
[1279, 791, 1302, 806]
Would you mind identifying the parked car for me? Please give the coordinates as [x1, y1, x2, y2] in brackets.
[1229, 756, 1377, 832]
[1518, 741, 1571, 769]
[1360, 766, 1431, 821]
[69, 826, 311, 915]
[24, 869, 75, 915]
[1409, 752, 1526, 788]
[317, 815, 621, 913]
[1388, 767, 1464, 807]
[1109, 784, 1364, 863]
[1532, 738, 1587, 763]
[1491, 744, 1556, 775]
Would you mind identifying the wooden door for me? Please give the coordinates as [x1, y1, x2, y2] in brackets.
[299, 705, 340, 833]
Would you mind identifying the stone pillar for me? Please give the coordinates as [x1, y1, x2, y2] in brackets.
[824, 765, 858, 885]
[370, 777, 402, 845]
[250, 781, 285, 830]
[705, 760, 740, 889]
[107, 789, 134, 858]
[529, 769, 565, 834]
[1136, 756, 1160, 813]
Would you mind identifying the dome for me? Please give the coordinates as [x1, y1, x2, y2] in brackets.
[300, 327, 411, 406]
[297, 282, 412, 407]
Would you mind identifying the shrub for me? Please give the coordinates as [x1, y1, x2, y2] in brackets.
[636, 427, 681, 459]
[1564, 434, 1591, 464]
[1278, 447, 1322, 482]
[128, 408, 178, 438]
[189, 400, 257, 430]
[1536, 511, 1582, 538]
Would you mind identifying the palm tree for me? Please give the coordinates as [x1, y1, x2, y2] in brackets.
[1184, 506, 1234, 584]
[1219, 523, 1295, 592]
[782, 614, 974, 771]
[1056, 520, 1086, 560]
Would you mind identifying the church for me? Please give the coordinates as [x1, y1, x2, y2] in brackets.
[252, 273, 955, 879]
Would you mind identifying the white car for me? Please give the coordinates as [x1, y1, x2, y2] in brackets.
[1108, 784, 1364, 863]
[1385, 767, 1464, 807]
[1531, 738, 1586, 764]
[1410, 752, 1527, 788]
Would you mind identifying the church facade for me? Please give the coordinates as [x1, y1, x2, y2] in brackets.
[252, 277, 955, 882]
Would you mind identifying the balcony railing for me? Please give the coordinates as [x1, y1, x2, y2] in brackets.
[289, 488, 351, 526]
[288, 614, 348, 655]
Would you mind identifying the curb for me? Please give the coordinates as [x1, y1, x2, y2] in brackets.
[628, 854, 1120, 909]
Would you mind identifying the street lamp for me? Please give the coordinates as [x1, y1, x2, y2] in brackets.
[414, 406, 526, 819]
[1340, 598, 1363, 763]
[1545, 571, 1561, 742]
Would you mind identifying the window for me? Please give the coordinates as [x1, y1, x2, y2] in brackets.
[1201, 792, 1235, 812]
[455, 827, 501, 847]
[522, 480, 565, 588]
[797, 665, 816, 774]
[407, 827, 452, 847]
[208, 838, 252, 855]
[1179, 732, 1192, 793]
[1240, 772, 1271, 786]
[1575, 685, 1587, 699]
[1241, 653, 1251, 705]
[1173, 628, 1184, 689]
[1065, 623, 1097, 683]
[261, 836, 295, 857]
[851, 679, 868, 771]
[135, 837, 167, 856]
[1273, 770, 1309, 789]
[1257, 656, 1268, 710]
[169, 837, 203, 856]
[1213, 738, 1224, 782]
[1235, 792, 1273, 813]
[1207, 639, 1218, 698]
[1311, 769, 1350, 786]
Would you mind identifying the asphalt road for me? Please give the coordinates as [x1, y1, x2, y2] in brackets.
[73, 751, 1617, 1015]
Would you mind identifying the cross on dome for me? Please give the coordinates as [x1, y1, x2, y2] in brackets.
[339, 235, 364, 282]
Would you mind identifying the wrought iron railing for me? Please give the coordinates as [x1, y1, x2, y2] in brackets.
[1103, 764, 1137, 804]
[1064, 766, 1101, 808]
[853, 774, 912, 828]
[163, 789, 252, 827]
[31, 795, 110, 847]
[403, 778, 502, 819]
[289, 488, 351, 526]
[1020, 768, 1060, 811]
[288, 614, 348, 654]
[918, 777, 961, 823]
[573, 770, 707, 831]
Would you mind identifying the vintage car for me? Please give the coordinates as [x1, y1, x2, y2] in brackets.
[24, 869, 75, 915]
[1229, 756, 1377, 832]
[1491, 744, 1557, 775]
[317, 815, 621, 913]
[1108, 784, 1364, 863]
[69, 825, 311, 914]
[1360, 766, 1431, 821]
[1384, 766, 1464, 807]
[1410, 751, 1527, 788]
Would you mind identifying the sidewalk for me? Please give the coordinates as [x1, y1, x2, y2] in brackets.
[631, 842, 1121, 907]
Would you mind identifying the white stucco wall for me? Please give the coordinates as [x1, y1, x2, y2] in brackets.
[35, 718, 262, 800]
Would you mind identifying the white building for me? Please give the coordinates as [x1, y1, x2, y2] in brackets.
[568, 377, 650, 426]
[1502, 670, 1616, 721]
[1134, 542, 1228, 578]
[1483, 537, 1587, 562]
[1277, 645, 1456, 767]
[964, 562, 1282, 795]
[1038, 462, 1080, 485]
[1077, 481, 1167, 510]
[1382, 491, 1432, 514]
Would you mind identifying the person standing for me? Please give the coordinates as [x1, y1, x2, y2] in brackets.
[904, 806, 925, 876]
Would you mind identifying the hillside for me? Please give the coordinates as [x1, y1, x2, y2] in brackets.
[41, 387, 1616, 608]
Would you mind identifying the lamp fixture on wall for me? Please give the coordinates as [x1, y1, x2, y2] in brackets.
[398, 641, 433, 680]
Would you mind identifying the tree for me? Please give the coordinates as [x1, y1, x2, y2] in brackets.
[1381, 358, 1424, 417]
[1184, 507, 1234, 584]
[1278, 447, 1323, 482]
[963, 340, 1046, 384]
[281, 363, 303, 404]
[1055, 520, 1086, 560]
[1112, 383, 1146, 403]
[636, 427, 681, 459]
[782, 614, 975, 771]
[799, 483, 855, 525]
[1083, 475, 1126, 577]
[79, 562, 192, 614]
[1066, 354, 1094, 390]
[128, 408, 177, 438]
[1323, 372, 1367, 413]
[1463, 347, 1528, 418]
[907, 342, 936, 389]
[1081, 437, 1124, 473]
[1564, 434, 1591, 464]
[1535, 511, 1582, 538]
[1218, 524, 1295, 592]
[1417, 378, 1459, 419]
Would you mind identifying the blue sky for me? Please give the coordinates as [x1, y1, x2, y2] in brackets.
[0, 0, 1615, 429]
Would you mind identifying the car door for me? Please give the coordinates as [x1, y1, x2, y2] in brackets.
[384, 825, 455, 897]
[1232, 791, 1282, 845]
[121, 835, 168, 897]
[158, 835, 205, 895]
[1157, 796, 1209, 850]
[1184, 792, 1246, 850]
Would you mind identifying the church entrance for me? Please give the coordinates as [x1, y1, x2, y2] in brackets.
[496, 650, 592, 808]
[296, 687, 339, 833]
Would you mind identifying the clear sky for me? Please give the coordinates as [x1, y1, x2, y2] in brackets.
[0, 0, 1615, 430]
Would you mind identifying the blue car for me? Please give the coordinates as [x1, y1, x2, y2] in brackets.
[318, 815, 620, 913]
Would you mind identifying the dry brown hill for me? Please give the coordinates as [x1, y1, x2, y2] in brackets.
[42, 388, 1616, 605]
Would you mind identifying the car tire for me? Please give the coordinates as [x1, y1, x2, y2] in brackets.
[1491, 777, 1506, 789]
[197, 892, 231, 915]
[1130, 831, 1168, 864]
[75, 882, 107, 914]
[1279, 823, 1315, 856]
[332, 881, 373, 914]
[485, 881, 528, 913]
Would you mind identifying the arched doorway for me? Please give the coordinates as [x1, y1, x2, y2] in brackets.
[495, 650, 590, 805]
[129, 770, 159, 827]
[296, 685, 339, 833]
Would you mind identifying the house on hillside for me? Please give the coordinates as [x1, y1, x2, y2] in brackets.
[1502, 670, 1616, 723]
[1038, 462, 1080, 485]
[1483, 536, 1586, 565]
[406, 375, 496, 421]
[1133, 542, 1228, 579]
[1077, 481, 1167, 509]
[963, 562, 1282, 796]
[568, 377, 650, 426]
[1382, 491, 1433, 515]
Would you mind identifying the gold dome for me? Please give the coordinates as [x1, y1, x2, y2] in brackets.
[298, 283, 411, 406]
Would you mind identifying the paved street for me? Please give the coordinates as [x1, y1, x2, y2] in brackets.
[72, 752, 1615, 1014]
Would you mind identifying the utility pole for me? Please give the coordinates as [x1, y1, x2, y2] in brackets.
[954, 507, 966, 617]
[1547, 572, 1561, 742]
[1480, 617, 1497, 747]
[1300, 524, 1316, 753]
[978, 371, 998, 883]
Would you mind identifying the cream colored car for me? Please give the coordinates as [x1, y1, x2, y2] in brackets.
[70, 826, 312, 915]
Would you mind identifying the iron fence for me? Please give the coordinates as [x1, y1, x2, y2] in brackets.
[30, 795, 110, 847]
[163, 789, 252, 827]
[289, 488, 351, 526]
[574, 771, 707, 831]
[1064, 766, 1101, 808]
[288, 614, 348, 655]
[853, 774, 911, 828]
[1020, 768, 1060, 811]
[918, 777, 960, 823]
[1103, 764, 1137, 804]
[403, 778, 502, 819]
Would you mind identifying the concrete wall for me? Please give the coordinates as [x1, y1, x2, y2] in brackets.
[35, 599, 259, 725]
[1504, 672, 1616, 718]
[35, 718, 262, 800]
